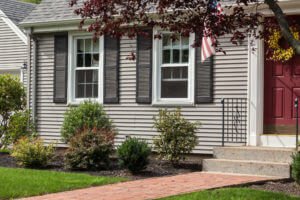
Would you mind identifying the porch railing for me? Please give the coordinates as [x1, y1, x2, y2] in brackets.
[221, 98, 247, 146]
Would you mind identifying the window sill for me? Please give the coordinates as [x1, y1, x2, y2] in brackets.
[152, 100, 195, 107]
[67, 98, 101, 106]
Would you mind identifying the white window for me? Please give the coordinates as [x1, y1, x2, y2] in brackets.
[68, 35, 104, 104]
[153, 31, 195, 105]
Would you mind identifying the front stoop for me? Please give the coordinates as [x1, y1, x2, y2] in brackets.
[202, 147, 295, 178]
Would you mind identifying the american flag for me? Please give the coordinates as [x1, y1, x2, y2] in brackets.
[201, 0, 223, 62]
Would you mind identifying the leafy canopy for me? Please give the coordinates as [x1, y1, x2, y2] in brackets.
[70, 0, 300, 55]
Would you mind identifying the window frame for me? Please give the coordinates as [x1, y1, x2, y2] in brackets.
[152, 29, 195, 105]
[68, 33, 104, 105]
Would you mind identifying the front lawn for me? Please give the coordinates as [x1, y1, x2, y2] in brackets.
[161, 188, 300, 200]
[0, 167, 126, 199]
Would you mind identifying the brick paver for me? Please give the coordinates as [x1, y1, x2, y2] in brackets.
[22, 172, 275, 200]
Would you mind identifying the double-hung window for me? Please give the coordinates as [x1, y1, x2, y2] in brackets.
[70, 35, 103, 103]
[154, 32, 195, 104]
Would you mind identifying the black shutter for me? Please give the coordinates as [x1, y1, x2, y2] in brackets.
[54, 34, 68, 103]
[195, 37, 214, 103]
[136, 29, 152, 104]
[104, 36, 120, 103]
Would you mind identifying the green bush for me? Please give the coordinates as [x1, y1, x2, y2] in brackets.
[61, 101, 113, 142]
[64, 128, 115, 170]
[117, 137, 151, 173]
[153, 109, 198, 164]
[3, 110, 36, 148]
[11, 137, 54, 168]
[0, 74, 26, 149]
[292, 152, 300, 185]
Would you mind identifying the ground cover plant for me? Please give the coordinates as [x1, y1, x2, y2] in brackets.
[0, 167, 125, 199]
[160, 188, 300, 200]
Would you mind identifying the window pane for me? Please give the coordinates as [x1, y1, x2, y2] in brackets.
[85, 39, 92, 53]
[162, 68, 172, 79]
[77, 39, 84, 53]
[93, 84, 98, 97]
[86, 70, 93, 82]
[172, 36, 180, 48]
[93, 39, 99, 53]
[163, 34, 171, 47]
[172, 49, 180, 63]
[76, 70, 85, 83]
[163, 50, 170, 64]
[77, 54, 83, 67]
[161, 81, 188, 98]
[92, 54, 99, 67]
[86, 84, 93, 97]
[76, 84, 85, 98]
[182, 49, 189, 63]
[182, 36, 189, 46]
[85, 54, 92, 67]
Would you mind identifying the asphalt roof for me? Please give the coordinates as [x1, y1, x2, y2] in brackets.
[21, 0, 81, 26]
[0, 0, 36, 25]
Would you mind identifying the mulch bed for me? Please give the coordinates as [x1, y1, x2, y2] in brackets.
[0, 151, 203, 180]
[248, 180, 300, 197]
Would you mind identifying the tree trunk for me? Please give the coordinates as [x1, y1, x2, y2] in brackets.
[265, 0, 300, 55]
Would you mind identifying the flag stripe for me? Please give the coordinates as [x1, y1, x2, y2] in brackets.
[201, 0, 223, 62]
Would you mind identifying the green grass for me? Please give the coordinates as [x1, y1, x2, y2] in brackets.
[0, 149, 10, 154]
[0, 167, 126, 199]
[160, 188, 300, 200]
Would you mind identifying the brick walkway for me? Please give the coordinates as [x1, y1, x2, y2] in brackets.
[22, 172, 274, 200]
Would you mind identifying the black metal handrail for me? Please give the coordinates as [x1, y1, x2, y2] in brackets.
[221, 98, 247, 146]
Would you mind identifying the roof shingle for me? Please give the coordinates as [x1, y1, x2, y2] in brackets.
[21, 0, 80, 25]
[0, 0, 36, 25]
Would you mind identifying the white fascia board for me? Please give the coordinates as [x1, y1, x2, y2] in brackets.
[0, 9, 27, 45]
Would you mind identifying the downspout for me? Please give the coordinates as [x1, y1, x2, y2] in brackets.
[26, 28, 32, 111]
[32, 35, 38, 124]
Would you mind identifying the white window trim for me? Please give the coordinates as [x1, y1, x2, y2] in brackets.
[152, 28, 195, 105]
[67, 32, 104, 105]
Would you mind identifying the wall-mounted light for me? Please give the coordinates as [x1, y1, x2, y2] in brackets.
[22, 61, 27, 70]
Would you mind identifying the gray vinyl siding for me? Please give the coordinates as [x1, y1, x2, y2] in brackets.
[0, 17, 27, 83]
[30, 34, 248, 154]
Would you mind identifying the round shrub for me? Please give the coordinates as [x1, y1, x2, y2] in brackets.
[64, 128, 115, 170]
[117, 137, 151, 173]
[0, 74, 26, 148]
[292, 152, 300, 185]
[153, 109, 198, 164]
[11, 137, 54, 168]
[61, 101, 113, 142]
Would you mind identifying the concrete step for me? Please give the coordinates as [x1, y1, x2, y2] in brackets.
[214, 147, 295, 163]
[202, 158, 290, 178]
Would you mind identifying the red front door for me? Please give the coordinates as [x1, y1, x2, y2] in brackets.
[264, 55, 300, 134]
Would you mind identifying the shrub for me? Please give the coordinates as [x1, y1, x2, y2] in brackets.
[292, 152, 300, 185]
[61, 101, 113, 142]
[11, 137, 54, 168]
[0, 74, 26, 148]
[3, 110, 36, 147]
[153, 109, 198, 164]
[64, 128, 115, 170]
[117, 137, 151, 173]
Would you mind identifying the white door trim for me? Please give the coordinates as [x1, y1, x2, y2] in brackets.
[247, 27, 264, 146]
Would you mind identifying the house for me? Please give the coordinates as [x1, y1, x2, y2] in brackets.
[0, 0, 35, 83]
[20, 0, 300, 156]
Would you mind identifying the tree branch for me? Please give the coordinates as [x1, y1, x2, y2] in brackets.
[265, 0, 300, 54]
